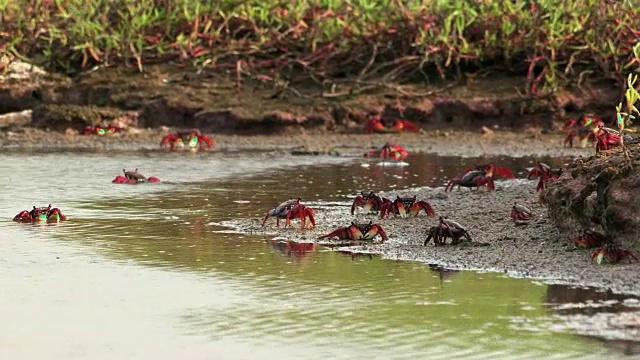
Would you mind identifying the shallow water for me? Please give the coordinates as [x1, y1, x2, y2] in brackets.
[1, 151, 638, 359]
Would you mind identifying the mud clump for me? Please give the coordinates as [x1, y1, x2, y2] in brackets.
[542, 141, 640, 251]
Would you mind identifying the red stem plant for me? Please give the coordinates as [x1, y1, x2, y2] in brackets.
[1, 0, 639, 96]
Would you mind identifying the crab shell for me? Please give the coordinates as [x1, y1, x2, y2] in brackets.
[574, 230, 607, 249]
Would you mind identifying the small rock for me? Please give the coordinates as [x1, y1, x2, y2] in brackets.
[481, 126, 494, 135]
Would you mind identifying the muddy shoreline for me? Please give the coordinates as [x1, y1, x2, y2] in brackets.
[1, 127, 594, 158]
[5, 126, 637, 297]
[223, 177, 640, 297]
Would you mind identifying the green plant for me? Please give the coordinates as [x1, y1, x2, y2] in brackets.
[1, 0, 639, 96]
[615, 73, 640, 167]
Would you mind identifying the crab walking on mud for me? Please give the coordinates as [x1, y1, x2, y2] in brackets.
[445, 163, 514, 192]
[261, 197, 316, 229]
[160, 129, 216, 152]
[562, 113, 603, 148]
[13, 204, 67, 224]
[380, 195, 435, 218]
[318, 221, 388, 243]
[364, 116, 422, 134]
[591, 243, 639, 265]
[350, 191, 391, 216]
[424, 218, 472, 246]
[510, 203, 533, 222]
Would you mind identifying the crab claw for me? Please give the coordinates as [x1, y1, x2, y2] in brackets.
[365, 117, 386, 134]
[391, 119, 422, 133]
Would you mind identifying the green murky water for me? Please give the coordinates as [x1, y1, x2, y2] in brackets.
[1, 151, 638, 359]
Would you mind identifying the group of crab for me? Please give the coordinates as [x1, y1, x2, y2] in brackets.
[13, 168, 163, 224]
[260, 158, 637, 265]
[562, 113, 632, 153]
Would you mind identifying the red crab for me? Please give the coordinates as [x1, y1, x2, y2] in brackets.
[318, 221, 388, 242]
[510, 203, 533, 222]
[424, 216, 472, 246]
[594, 125, 632, 153]
[380, 195, 435, 218]
[13, 205, 67, 224]
[574, 229, 607, 249]
[365, 117, 422, 134]
[350, 191, 391, 215]
[445, 163, 514, 192]
[562, 114, 603, 148]
[160, 129, 215, 151]
[591, 243, 638, 265]
[83, 125, 125, 136]
[261, 197, 316, 229]
[527, 162, 562, 192]
[112, 169, 161, 184]
[364, 142, 408, 160]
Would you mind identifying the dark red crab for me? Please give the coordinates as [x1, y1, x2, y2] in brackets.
[424, 216, 472, 246]
[160, 129, 216, 151]
[574, 229, 607, 249]
[562, 114, 602, 148]
[595, 125, 632, 153]
[112, 169, 161, 184]
[527, 162, 562, 192]
[445, 163, 514, 192]
[380, 195, 435, 218]
[591, 243, 638, 265]
[351, 191, 391, 215]
[83, 125, 125, 136]
[261, 197, 316, 229]
[13, 204, 67, 224]
[318, 221, 388, 242]
[365, 116, 422, 134]
[510, 203, 533, 222]
[364, 142, 408, 160]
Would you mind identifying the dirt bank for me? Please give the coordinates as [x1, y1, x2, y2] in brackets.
[222, 178, 640, 297]
[543, 140, 640, 253]
[0, 62, 623, 137]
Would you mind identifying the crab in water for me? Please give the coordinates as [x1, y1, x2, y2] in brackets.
[527, 162, 562, 192]
[574, 229, 608, 249]
[365, 116, 422, 134]
[380, 195, 435, 219]
[510, 203, 533, 222]
[562, 114, 603, 148]
[364, 142, 408, 161]
[591, 243, 638, 265]
[261, 197, 316, 229]
[424, 216, 472, 246]
[350, 191, 391, 215]
[318, 221, 388, 242]
[112, 169, 161, 184]
[82, 125, 125, 136]
[160, 129, 216, 152]
[13, 204, 67, 224]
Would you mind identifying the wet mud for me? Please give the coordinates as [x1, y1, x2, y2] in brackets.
[224, 178, 640, 297]
[0, 127, 594, 159]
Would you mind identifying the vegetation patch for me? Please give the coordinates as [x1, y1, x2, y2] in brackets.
[2, 0, 639, 97]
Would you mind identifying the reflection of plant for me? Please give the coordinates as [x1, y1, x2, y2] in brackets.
[615, 73, 640, 167]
